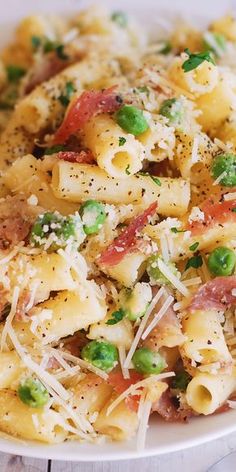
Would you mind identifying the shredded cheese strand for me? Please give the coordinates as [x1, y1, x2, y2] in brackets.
[141, 295, 174, 340]
[106, 372, 175, 416]
[157, 258, 190, 297]
[0, 286, 20, 351]
[124, 287, 166, 369]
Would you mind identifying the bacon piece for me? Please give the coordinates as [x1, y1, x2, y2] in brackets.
[23, 55, 67, 95]
[54, 86, 122, 144]
[0, 217, 31, 250]
[187, 198, 236, 235]
[189, 275, 236, 311]
[108, 371, 142, 412]
[57, 149, 95, 164]
[0, 195, 41, 250]
[98, 202, 158, 267]
[152, 389, 193, 422]
[15, 291, 31, 322]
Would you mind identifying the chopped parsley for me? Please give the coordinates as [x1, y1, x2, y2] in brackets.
[170, 227, 185, 233]
[119, 136, 126, 146]
[137, 86, 150, 95]
[58, 81, 76, 107]
[6, 65, 26, 83]
[125, 164, 131, 175]
[43, 40, 68, 60]
[182, 48, 215, 73]
[31, 35, 41, 51]
[232, 208, 236, 213]
[189, 242, 199, 252]
[45, 144, 65, 155]
[139, 171, 161, 186]
[106, 309, 126, 325]
[159, 41, 172, 55]
[185, 254, 203, 270]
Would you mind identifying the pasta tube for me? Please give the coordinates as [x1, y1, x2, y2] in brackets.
[52, 162, 190, 216]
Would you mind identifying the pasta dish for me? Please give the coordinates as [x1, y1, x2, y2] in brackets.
[0, 5, 236, 448]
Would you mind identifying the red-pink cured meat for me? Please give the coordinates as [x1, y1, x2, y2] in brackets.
[54, 86, 122, 144]
[189, 276, 236, 311]
[57, 149, 95, 164]
[98, 202, 158, 267]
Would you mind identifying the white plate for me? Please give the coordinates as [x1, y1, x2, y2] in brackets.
[1, 0, 236, 461]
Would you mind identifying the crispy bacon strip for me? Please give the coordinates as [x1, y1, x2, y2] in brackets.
[57, 149, 95, 164]
[187, 198, 236, 235]
[189, 275, 236, 311]
[108, 371, 142, 412]
[54, 86, 122, 144]
[98, 202, 158, 267]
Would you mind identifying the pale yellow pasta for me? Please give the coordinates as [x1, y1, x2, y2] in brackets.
[181, 310, 232, 365]
[169, 56, 219, 96]
[15, 15, 66, 52]
[103, 251, 147, 287]
[0, 352, 24, 389]
[211, 15, 236, 42]
[186, 372, 236, 415]
[70, 373, 113, 417]
[0, 389, 67, 443]
[195, 70, 236, 132]
[88, 317, 134, 349]
[138, 115, 175, 162]
[52, 162, 190, 216]
[0, 58, 108, 173]
[174, 131, 213, 179]
[94, 398, 138, 441]
[81, 114, 145, 178]
[4, 154, 79, 215]
[145, 219, 236, 262]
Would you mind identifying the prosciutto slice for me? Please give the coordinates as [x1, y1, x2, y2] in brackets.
[189, 276, 236, 311]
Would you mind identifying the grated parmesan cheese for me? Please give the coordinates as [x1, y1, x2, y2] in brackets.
[224, 192, 236, 201]
[0, 286, 20, 351]
[212, 171, 227, 186]
[124, 287, 166, 369]
[136, 399, 152, 450]
[27, 194, 38, 206]
[188, 206, 205, 223]
[141, 294, 174, 340]
[118, 345, 130, 379]
[157, 258, 190, 297]
[107, 372, 175, 416]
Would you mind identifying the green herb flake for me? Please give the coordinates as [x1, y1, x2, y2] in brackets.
[6, 65, 26, 83]
[125, 164, 131, 175]
[159, 41, 172, 55]
[43, 40, 68, 60]
[31, 35, 41, 51]
[58, 81, 76, 107]
[171, 227, 185, 233]
[185, 254, 203, 270]
[189, 242, 199, 252]
[232, 208, 236, 213]
[139, 171, 161, 186]
[106, 309, 126, 325]
[45, 144, 65, 155]
[182, 48, 215, 73]
[119, 136, 126, 146]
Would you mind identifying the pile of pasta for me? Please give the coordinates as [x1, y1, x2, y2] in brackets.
[0, 5, 236, 448]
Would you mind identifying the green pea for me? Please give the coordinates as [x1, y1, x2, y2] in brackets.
[116, 105, 149, 136]
[111, 11, 128, 28]
[132, 347, 166, 375]
[171, 370, 191, 391]
[147, 255, 179, 285]
[211, 153, 236, 187]
[30, 211, 85, 251]
[159, 98, 184, 127]
[81, 340, 118, 372]
[79, 200, 106, 235]
[207, 246, 236, 276]
[18, 378, 49, 408]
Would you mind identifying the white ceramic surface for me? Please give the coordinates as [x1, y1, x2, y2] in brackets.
[1, 0, 236, 461]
